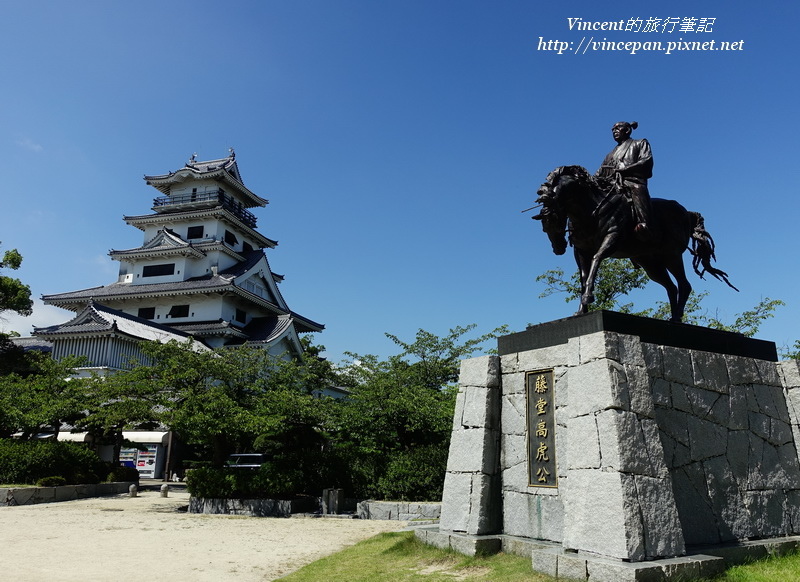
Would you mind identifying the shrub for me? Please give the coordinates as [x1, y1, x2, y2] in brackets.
[185, 467, 233, 499]
[185, 464, 303, 499]
[183, 460, 212, 470]
[249, 461, 304, 499]
[106, 465, 140, 483]
[35, 476, 67, 487]
[0, 440, 105, 485]
[375, 444, 448, 501]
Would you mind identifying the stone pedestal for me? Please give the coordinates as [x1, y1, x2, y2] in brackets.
[439, 355, 502, 535]
[426, 311, 800, 579]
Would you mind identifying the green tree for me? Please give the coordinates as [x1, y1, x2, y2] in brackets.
[697, 298, 786, 337]
[384, 324, 509, 389]
[0, 332, 35, 376]
[102, 337, 341, 495]
[130, 339, 258, 467]
[75, 368, 164, 464]
[0, 244, 33, 317]
[537, 258, 783, 338]
[249, 337, 340, 492]
[0, 355, 89, 439]
[537, 260, 649, 313]
[0, 245, 35, 375]
[785, 341, 800, 360]
[333, 324, 506, 500]
[121, 338, 336, 475]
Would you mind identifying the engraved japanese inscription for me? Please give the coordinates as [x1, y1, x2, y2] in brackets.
[526, 369, 557, 488]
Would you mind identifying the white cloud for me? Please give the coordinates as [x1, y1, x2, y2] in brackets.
[16, 137, 44, 153]
[0, 300, 71, 336]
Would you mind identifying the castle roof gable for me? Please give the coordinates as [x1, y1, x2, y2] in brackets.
[110, 228, 205, 260]
[34, 302, 209, 349]
[144, 150, 267, 207]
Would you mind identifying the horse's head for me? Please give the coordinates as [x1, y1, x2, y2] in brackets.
[532, 171, 569, 255]
[532, 165, 595, 255]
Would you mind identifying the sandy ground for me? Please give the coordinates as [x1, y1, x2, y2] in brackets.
[0, 490, 407, 581]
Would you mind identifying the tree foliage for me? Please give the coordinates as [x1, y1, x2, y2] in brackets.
[785, 341, 800, 360]
[0, 244, 33, 317]
[537, 258, 783, 338]
[0, 355, 89, 439]
[0, 333, 35, 376]
[0, 439, 106, 485]
[698, 298, 786, 337]
[0, 323, 506, 501]
[76, 365, 166, 464]
[93, 337, 340, 492]
[537, 260, 649, 313]
[333, 324, 506, 500]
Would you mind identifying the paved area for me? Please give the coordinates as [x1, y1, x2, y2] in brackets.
[0, 490, 406, 581]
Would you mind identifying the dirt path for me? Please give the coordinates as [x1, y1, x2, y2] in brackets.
[0, 491, 406, 581]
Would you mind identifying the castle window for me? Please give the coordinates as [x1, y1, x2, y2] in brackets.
[187, 225, 204, 239]
[224, 230, 238, 246]
[243, 241, 253, 253]
[235, 309, 246, 323]
[142, 263, 175, 277]
[167, 304, 189, 318]
[138, 307, 156, 319]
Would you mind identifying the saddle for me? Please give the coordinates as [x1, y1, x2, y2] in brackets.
[591, 176, 631, 218]
[592, 176, 653, 241]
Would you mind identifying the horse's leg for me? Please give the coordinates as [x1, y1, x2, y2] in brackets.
[580, 233, 620, 313]
[665, 255, 692, 322]
[573, 248, 592, 314]
[638, 257, 681, 322]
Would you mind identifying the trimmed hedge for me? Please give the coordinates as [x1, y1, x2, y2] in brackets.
[186, 463, 303, 499]
[35, 475, 67, 487]
[0, 440, 106, 485]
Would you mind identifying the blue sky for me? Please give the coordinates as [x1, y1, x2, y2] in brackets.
[1, 1, 798, 361]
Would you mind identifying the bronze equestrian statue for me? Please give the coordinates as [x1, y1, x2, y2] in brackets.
[532, 158, 738, 322]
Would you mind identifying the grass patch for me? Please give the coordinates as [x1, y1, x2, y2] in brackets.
[701, 549, 800, 582]
[282, 532, 800, 582]
[280, 531, 554, 582]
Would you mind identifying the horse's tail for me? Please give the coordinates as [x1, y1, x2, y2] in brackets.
[689, 212, 739, 291]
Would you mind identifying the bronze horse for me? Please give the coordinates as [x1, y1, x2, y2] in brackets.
[532, 165, 737, 322]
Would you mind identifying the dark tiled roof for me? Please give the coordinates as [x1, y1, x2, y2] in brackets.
[289, 312, 325, 333]
[34, 301, 202, 347]
[186, 155, 238, 175]
[122, 208, 278, 249]
[143, 151, 267, 207]
[42, 276, 234, 303]
[221, 248, 265, 277]
[40, 260, 303, 334]
[36, 314, 111, 335]
[44, 250, 267, 304]
[144, 152, 239, 183]
[170, 320, 249, 339]
[110, 229, 206, 259]
[243, 315, 293, 342]
[172, 316, 298, 343]
[11, 337, 53, 353]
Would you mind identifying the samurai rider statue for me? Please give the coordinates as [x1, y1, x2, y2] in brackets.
[595, 121, 654, 240]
